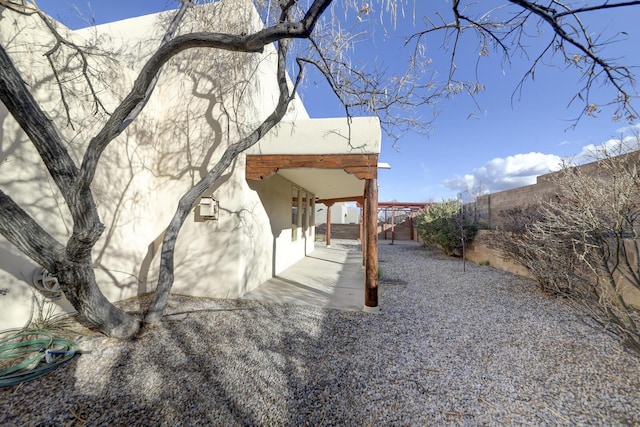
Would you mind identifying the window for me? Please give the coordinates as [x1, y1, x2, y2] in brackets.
[292, 186, 315, 239]
[301, 191, 308, 233]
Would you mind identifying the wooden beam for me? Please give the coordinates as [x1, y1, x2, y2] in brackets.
[377, 201, 433, 209]
[246, 154, 378, 180]
[316, 196, 364, 205]
[384, 208, 388, 240]
[364, 178, 379, 310]
[296, 190, 303, 239]
[409, 213, 414, 241]
[359, 207, 364, 259]
[343, 165, 376, 179]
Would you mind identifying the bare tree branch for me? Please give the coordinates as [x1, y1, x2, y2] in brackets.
[0, 191, 65, 268]
[508, 0, 637, 119]
[0, 0, 335, 336]
[146, 39, 304, 323]
[78, 0, 335, 192]
[555, 1, 640, 18]
[403, 1, 638, 124]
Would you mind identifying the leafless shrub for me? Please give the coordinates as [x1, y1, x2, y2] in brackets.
[490, 204, 585, 295]
[491, 139, 640, 356]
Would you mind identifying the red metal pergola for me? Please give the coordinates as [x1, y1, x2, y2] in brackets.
[377, 201, 432, 244]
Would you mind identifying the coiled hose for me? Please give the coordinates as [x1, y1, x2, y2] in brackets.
[0, 329, 76, 387]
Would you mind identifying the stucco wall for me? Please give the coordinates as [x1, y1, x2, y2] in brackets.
[466, 230, 640, 307]
[315, 203, 359, 225]
[248, 174, 316, 275]
[465, 230, 532, 278]
[468, 180, 556, 227]
[315, 223, 361, 241]
[0, 1, 307, 329]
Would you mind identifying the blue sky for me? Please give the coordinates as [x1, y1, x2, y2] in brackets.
[36, 0, 640, 203]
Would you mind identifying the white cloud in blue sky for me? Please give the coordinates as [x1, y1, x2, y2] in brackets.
[573, 132, 640, 164]
[442, 152, 563, 195]
[615, 123, 640, 135]
[444, 131, 640, 197]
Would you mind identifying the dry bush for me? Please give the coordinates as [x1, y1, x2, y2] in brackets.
[490, 143, 640, 356]
[490, 204, 589, 295]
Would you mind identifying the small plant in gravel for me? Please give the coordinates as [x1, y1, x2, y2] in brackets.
[27, 296, 77, 337]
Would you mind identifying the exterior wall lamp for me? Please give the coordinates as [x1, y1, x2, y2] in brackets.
[197, 196, 219, 221]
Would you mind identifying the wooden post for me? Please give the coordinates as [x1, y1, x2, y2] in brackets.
[297, 190, 303, 232]
[391, 205, 395, 245]
[384, 208, 388, 240]
[359, 207, 364, 244]
[364, 178, 379, 310]
[362, 198, 367, 267]
[409, 211, 414, 241]
[325, 203, 333, 247]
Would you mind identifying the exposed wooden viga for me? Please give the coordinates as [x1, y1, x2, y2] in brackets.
[245, 154, 378, 180]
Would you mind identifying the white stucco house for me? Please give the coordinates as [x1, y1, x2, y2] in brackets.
[315, 202, 360, 225]
[0, 0, 381, 329]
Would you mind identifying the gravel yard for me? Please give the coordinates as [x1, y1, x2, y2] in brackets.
[2, 241, 639, 426]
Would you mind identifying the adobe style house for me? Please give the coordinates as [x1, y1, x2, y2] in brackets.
[0, 1, 381, 329]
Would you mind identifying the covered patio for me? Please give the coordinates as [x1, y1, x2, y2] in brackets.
[245, 117, 381, 311]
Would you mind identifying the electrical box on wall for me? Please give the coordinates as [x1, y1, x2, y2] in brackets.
[197, 197, 219, 221]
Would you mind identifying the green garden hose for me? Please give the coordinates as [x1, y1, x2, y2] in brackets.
[0, 329, 76, 387]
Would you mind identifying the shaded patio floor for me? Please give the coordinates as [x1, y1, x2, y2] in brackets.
[241, 240, 365, 311]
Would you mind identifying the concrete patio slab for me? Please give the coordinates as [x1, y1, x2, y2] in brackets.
[241, 240, 365, 310]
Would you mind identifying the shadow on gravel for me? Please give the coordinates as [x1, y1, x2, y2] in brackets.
[2, 243, 639, 426]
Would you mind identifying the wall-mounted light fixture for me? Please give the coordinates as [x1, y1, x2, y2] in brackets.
[197, 196, 219, 221]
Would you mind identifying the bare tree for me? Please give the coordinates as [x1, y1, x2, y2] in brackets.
[0, 0, 333, 337]
[491, 139, 640, 355]
[0, 0, 638, 339]
[407, 0, 639, 124]
[550, 143, 640, 355]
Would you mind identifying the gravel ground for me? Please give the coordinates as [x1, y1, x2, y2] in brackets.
[2, 241, 639, 426]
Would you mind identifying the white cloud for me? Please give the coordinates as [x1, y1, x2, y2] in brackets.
[443, 129, 640, 198]
[442, 152, 563, 195]
[573, 134, 640, 164]
[614, 123, 640, 135]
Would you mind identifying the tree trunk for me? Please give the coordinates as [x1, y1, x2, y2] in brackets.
[1, 1, 331, 337]
[56, 259, 141, 338]
[0, 193, 139, 338]
[145, 40, 297, 323]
